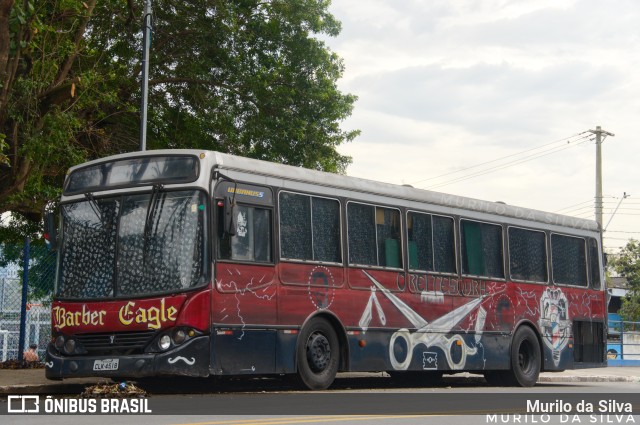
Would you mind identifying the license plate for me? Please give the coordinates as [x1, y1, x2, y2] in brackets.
[93, 358, 119, 371]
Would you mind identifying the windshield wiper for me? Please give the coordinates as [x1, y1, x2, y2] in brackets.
[143, 183, 164, 264]
[84, 192, 103, 222]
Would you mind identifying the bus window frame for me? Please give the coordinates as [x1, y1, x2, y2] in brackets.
[277, 190, 344, 267]
[459, 218, 506, 281]
[346, 200, 404, 271]
[63, 153, 200, 196]
[550, 232, 589, 288]
[405, 209, 458, 277]
[506, 225, 550, 285]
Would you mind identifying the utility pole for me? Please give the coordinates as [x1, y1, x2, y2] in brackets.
[588, 126, 614, 233]
[139, 0, 153, 151]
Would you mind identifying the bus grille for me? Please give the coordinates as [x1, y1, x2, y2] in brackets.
[74, 330, 157, 354]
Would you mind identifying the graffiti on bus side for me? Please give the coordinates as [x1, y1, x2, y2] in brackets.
[539, 287, 571, 367]
[402, 274, 488, 298]
[361, 271, 497, 371]
[308, 266, 335, 310]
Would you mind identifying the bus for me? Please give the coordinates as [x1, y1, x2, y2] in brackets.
[45, 149, 607, 389]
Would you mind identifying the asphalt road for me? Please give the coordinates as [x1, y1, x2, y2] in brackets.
[1, 377, 639, 425]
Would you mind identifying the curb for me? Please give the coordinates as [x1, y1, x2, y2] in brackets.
[539, 375, 640, 383]
[1, 375, 637, 395]
[0, 383, 91, 395]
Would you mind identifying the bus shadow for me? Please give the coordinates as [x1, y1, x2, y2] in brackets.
[132, 372, 569, 394]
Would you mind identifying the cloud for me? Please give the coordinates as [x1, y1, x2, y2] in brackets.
[347, 61, 618, 140]
[327, 0, 640, 250]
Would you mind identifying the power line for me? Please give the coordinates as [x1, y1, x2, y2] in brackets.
[562, 205, 595, 215]
[554, 199, 593, 213]
[423, 134, 594, 190]
[410, 131, 591, 186]
[606, 230, 640, 234]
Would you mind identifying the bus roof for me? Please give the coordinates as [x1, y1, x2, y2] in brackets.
[67, 149, 600, 233]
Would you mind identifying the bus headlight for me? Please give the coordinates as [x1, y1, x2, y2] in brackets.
[55, 335, 65, 351]
[159, 335, 171, 351]
[173, 329, 187, 345]
[64, 339, 76, 354]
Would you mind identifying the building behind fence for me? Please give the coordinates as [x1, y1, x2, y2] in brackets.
[0, 241, 56, 362]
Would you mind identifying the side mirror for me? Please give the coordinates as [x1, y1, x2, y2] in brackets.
[224, 196, 236, 237]
[44, 212, 58, 251]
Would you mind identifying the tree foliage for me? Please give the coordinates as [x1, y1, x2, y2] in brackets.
[0, 0, 358, 226]
[608, 239, 640, 321]
[0, 218, 55, 303]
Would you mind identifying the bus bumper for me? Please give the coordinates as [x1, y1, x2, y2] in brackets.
[45, 335, 210, 380]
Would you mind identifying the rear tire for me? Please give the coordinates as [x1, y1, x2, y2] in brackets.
[296, 317, 339, 390]
[505, 326, 541, 387]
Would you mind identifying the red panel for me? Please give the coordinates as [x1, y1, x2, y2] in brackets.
[176, 289, 211, 331]
[213, 263, 278, 325]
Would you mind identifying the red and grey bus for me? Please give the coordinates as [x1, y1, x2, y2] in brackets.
[45, 150, 607, 389]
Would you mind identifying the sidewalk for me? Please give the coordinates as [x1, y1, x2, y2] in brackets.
[1, 367, 639, 395]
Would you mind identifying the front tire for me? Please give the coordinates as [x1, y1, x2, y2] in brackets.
[296, 317, 339, 390]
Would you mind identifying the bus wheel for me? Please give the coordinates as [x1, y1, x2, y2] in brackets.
[297, 317, 339, 390]
[506, 326, 541, 387]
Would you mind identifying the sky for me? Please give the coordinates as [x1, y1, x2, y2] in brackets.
[322, 0, 640, 254]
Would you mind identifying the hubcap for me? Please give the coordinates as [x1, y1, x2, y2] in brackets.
[518, 341, 532, 372]
[306, 332, 331, 373]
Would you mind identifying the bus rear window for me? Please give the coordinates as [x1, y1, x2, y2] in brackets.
[65, 155, 198, 194]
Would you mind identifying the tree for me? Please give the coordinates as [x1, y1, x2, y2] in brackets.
[0, 214, 56, 303]
[608, 239, 640, 321]
[0, 0, 358, 224]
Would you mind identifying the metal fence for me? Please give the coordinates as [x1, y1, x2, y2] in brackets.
[0, 240, 56, 362]
[607, 319, 640, 361]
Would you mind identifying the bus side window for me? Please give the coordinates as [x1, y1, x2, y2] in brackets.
[461, 220, 504, 279]
[348, 203, 377, 266]
[347, 202, 402, 268]
[376, 207, 401, 268]
[433, 216, 456, 273]
[279, 192, 341, 263]
[588, 238, 602, 290]
[551, 234, 587, 286]
[407, 212, 456, 274]
[508, 227, 548, 283]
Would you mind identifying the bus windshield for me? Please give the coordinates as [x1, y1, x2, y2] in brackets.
[57, 189, 207, 299]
